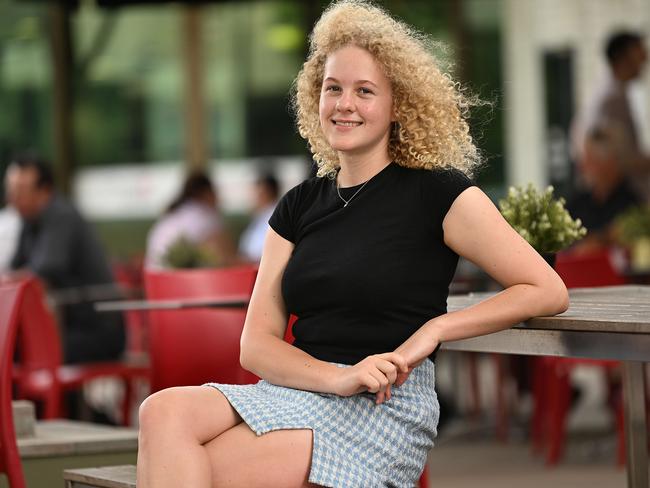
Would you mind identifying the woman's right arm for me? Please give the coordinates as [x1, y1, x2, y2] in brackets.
[239, 228, 407, 403]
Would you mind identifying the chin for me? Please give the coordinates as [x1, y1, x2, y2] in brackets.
[326, 137, 359, 153]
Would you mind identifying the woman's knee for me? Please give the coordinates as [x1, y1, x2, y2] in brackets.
[138, 387, 189, 433]
[138, 386, 241, 445]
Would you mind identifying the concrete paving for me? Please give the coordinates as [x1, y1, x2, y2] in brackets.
[426, 420, 628, 488]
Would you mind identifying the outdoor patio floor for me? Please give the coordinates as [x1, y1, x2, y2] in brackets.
[426, 418, 629, 488]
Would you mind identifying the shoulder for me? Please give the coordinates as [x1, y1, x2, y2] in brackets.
[282, 175, 329, 203]
[44, 195, 84, 227]
[393, 163, 472, 183]
[394, 165, 476, 221]
[270, 175, 330, 243]
[394, 164, 474, 198]
[276, 174, 332, 215]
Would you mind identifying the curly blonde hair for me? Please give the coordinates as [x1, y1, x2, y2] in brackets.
[292, 0, 481, 178]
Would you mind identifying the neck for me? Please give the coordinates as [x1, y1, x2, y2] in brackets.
[337, 149, 391, 187]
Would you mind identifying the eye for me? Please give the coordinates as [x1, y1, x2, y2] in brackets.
[358, 87, 374, 95]
[324, 84, 341, 92]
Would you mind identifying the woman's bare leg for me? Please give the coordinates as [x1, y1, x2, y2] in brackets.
[205, 423, 321, 488]
[136, 386, 241, 488]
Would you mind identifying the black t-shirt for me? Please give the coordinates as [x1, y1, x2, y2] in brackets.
[269, 162, 474, 365]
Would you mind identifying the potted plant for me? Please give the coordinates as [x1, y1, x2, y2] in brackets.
[498, 184, 587, 265]
[614, 206, 650, 271]
[161, 236, 219, 269]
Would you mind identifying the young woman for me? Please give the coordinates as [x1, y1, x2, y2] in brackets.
[136, 2, 569, 487]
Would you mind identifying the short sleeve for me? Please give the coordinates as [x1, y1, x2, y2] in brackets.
[269, 185, 300, 243]
[422, 168, 475, 220]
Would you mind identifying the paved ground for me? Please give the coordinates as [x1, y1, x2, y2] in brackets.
[426, 419, 628, 488]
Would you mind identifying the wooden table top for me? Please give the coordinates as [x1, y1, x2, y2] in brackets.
[95, 294, 250, 312]
[448, 285, 650, 334]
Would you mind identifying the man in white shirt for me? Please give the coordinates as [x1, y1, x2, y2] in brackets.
[573, 31, 649, 201]
[0, 205, 20, 271]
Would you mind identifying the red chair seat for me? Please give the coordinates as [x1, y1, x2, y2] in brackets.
[19, 361, 149, 393]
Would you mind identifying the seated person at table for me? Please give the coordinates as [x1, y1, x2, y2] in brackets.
[6, 154, 125, 364]
[238, 172, 280, 263]
[567, 127, 640, 254]
[145, 171, 236, 269]
[0, 202, 20, 272]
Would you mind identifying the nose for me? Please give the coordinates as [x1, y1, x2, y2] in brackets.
[335, 91, 355, 112]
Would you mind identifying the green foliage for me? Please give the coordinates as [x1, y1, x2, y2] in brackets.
[614, 206, 650, 246]
[161, 236, 218, 269]
[498, 184, 587, 253]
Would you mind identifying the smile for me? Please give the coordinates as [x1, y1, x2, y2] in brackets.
[332, 120, 362, 127]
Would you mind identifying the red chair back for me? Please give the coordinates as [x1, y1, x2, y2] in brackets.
[16, 278, 64, 373]
[554, 250, 627, 288]
[144, 266, 258, 392]
[0, 280, 28, 488]
[113, 260, 148, 353]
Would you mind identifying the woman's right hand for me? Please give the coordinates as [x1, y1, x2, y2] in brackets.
[331, 352, 409, 405]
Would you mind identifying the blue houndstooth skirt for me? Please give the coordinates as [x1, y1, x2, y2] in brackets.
[204, 359, 439, 488]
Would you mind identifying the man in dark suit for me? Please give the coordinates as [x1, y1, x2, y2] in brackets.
[6, 154, 124, 363]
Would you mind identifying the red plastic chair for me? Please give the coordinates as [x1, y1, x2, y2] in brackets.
[531, 249, 626, 465]
[13, 276, 150, 425]
[144, 265, 258, 393]
[113, 259, 149, 354]
[0, 280, 28, 488]
[554, 249, 627, 288]
[418, 466, 429, 487]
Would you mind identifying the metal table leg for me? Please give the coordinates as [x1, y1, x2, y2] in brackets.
[622, 361, 648, 488]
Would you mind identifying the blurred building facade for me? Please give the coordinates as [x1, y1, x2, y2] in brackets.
[502, 0, 650, 193]
[3, 0, 647, 257]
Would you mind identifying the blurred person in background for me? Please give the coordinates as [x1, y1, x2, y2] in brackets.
[573, 31, 650, 202]
[238, 172, 280, 263]
[567, 127, 640, 253]
[0, 196, 20, 271]
[145, 171, 236, 269]
[5, 154, 125, 364]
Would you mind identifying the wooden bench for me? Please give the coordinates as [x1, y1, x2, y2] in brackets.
[63, 465, 136, 488]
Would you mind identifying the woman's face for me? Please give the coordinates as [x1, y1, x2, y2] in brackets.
[319, 45, 394, 160]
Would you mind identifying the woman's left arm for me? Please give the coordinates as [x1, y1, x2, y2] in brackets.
[395, 186, 569, 367]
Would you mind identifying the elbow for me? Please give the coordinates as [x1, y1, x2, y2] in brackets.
[555, 283, 570, 315]
[239, 335, 256, 373]
[543, 275, 569, 316]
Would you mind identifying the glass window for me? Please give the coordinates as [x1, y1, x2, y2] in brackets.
[0, 2, 53, 167]
[203, 1, 306, 159]
[73, 2, 185, 166]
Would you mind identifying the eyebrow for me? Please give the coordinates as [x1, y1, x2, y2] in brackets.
[323, 77, 379, 88]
